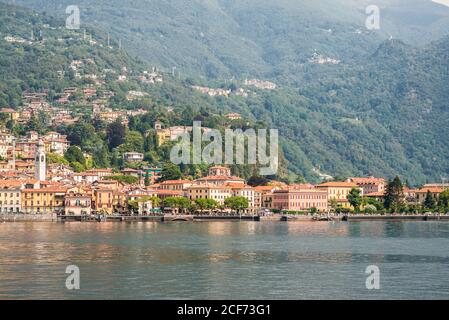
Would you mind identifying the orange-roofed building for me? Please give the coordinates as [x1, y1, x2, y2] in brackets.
[195, 166, 245, 186]
[347, 177, 386, 195]
[92, 188, 114, 215]
[156, 189, 184, 200]
[253, 185, 280, 210]
[64, 192, 92, 216]
[187, 184, 232, 205]
[316, 181, 360, 209]
[0, 180, 23, 213]
[273, 188, 328, 212]
[159, 180, 193, 191]
[414, 187, 445, 204]
[21, 187, 67, 214]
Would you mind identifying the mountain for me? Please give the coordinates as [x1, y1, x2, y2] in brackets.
[8, 0, 449, 81]
[1, 1, 449, 185]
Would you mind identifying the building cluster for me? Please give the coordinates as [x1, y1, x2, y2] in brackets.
[308, 52, 341, 65]
[244, 79, 277, 90]
[0, 130, 69, 170]
[191, 85, 251, 98]
[0, 128, 446, 217]
[151, 121, 213, 146]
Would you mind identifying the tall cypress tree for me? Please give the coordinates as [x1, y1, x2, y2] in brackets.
[384, 176, 405, 213]
[423, 191, 436, 210]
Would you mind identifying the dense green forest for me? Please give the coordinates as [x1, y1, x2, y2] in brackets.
[1, 2, 449, 185]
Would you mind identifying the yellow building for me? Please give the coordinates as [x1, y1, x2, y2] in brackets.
[316, 182, 360, 209]
[253, 186, 280, 209]
[187, 184, 232, 205]
[156, 128, 171, 146]
[21, 188, 67, 214]
[93, 188, 114, 215]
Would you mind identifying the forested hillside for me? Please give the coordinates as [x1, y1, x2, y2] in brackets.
[1, 1, 449, 185]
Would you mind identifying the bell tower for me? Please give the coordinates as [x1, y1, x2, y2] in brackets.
[35, 139, 46, 181]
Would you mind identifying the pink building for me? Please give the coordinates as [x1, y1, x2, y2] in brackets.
[273, 188, 329, 212]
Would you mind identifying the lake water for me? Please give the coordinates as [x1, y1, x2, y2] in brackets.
[0, 221, 448, 299]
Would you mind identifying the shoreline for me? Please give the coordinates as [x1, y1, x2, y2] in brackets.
[1, 213, 449, 223]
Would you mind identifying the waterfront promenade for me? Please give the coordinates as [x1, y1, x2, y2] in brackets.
[2, 213, 449, 223]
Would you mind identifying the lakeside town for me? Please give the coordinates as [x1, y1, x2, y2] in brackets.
[0, 81, 447, 220]
[0, 125, 447, 219]
[0, 22, 447, 220]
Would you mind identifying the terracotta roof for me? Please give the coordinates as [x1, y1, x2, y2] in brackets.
[156, 190, 183, 195]
[224, 182, 251, 189]
[365, 191, 385, 197]
[160, 180, 192, 185]
[317, 182, 358, 188]
[415, 187, 444, 194]
[196, 175, 244, 181]
[0, 180, 23, 187]
[23, 188, 68, 193]
[349, 177, 385, 185]
[253, 186, 277, 192]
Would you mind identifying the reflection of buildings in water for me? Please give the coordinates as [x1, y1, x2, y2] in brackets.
[384, 221, 405, 238]
[244, 222, 257, 236]
[206, 222, 233, 236]
[286, 221, 350, 237]
[358, 221, 386, 238]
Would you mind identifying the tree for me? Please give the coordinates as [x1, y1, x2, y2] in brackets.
[92, 143, 111, 168]
[364, 204, 377, 214]
[107, 119, 126, 149]
[119, 130, 145, 153]
[144, 174, 151, 187]
[159, 163, 182, 182]
[423, 191, 436, 211]
[438, 189, 449, 211]
[177, 197, 193, 214]
[247, 175, 270, 187]
[348, 188, 362, 212]
[64, 146, 86, 172]
[47, 152, 69, 166]
[195, 198, 209, 213]
[224, 196, 249, 214]
[384, 176, 405, 213]
[163, 197, 181, 211]
[147, 196, 161, 208]
[105, 175, 139, 184]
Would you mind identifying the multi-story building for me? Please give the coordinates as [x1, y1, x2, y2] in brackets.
[273, 188, 329, 212]
[414, 187, 445, 204]
[347, 177, 385, 195]
[21, 187, 67, 214]
[0, 180, 22, 213]
[64, 192, 92, 216]
[187, 184, 232, 206]
[253, 186, 280, 209]
[228, 183, 255, 213]
[92, 188, 114, 215]
[316, 182, 360, 209]
[159, 180, 193, 191]
[43, 132, 70, 156]
[195, 166, 245, 186]
[123, 152, 144, 162]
